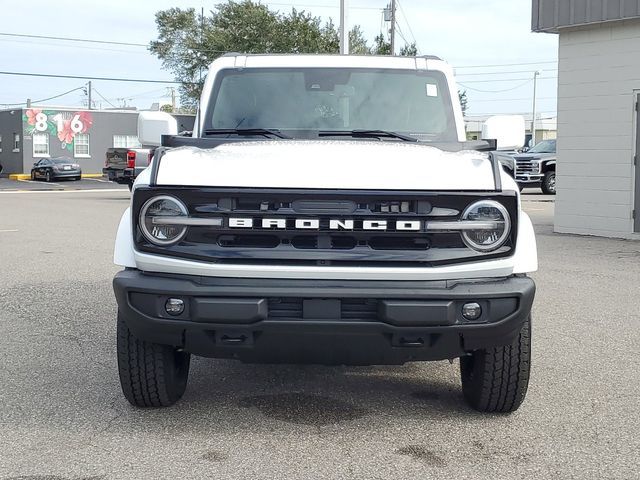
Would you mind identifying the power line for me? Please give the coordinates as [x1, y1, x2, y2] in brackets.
[0, 70, 181, 84]
[0, 31, 558, 74]
[456, 69, 556, 77]
[459, 76, 556, 84]
[470, 96, 556, 102]
[0, 86, 86, 107]
[454, 60, 558, 69]
[396, 0, 418, 49]
[92, 88, 118, 109]
[458, 79, 534, 93]
[0, 32, 147, 47]
[267, 2, 380, 10]
[0, 37, 151, 55]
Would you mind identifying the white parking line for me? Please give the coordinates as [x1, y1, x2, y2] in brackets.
[84, 178, 112, 183]
[0, 229, 19, 233]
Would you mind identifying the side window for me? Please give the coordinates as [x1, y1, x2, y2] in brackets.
[113, 135, 126, 148]
[74, 133, 90, 157]
[33, 133, 50, 156]
[113, 135, 141, 148]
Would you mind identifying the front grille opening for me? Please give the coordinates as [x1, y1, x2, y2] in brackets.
[268, 298, 378, 321]
[331, 236, 357, 249]
[291, 236, 317, 249]
[218, 234, 279, 248]
[370, 236, 430, 250]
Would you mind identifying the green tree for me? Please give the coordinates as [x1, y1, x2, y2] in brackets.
[371, 33, 391, 55]
[400, 42, 418, 56]
[458, 90, 469, 116]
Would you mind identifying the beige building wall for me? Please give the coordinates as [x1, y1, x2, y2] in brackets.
[555, 19, 640, 239]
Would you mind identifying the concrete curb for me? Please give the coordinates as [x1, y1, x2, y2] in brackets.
[9, 173, 104, 180]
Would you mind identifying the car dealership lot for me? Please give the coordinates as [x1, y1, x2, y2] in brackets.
[0, 190, 638, 479]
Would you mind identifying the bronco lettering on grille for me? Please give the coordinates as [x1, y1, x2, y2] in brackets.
[227, 218, 424, 231]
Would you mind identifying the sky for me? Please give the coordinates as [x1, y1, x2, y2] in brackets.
[0, 0, 558, 117]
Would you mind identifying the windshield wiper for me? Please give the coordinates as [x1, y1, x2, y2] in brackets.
[318, 129, 418, 142]
[204, 128, 291, 139]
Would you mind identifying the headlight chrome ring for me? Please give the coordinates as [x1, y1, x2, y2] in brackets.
[460, 200, 511, 252]
[139, 195, 189, 246]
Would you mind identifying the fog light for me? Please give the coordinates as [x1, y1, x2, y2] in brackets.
[165, 298, 185, 316]
[462, 302, 482, 320]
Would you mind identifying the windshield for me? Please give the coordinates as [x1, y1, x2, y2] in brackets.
[205, 68, 456, 141]
[528, 139, 556, 154]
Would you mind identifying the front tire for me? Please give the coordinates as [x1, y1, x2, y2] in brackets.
[45, 171, 52, 182]
[117, 312, 191, 407]
[460, 315, 531, 413]
[541, 171, 556, 195]
[31, 171, 36, 181]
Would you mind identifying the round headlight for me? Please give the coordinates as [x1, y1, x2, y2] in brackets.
[139, 195, 188, 246]
[461, 200, 511, 252]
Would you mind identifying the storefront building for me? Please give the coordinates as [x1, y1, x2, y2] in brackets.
[0, 107, 194, 175]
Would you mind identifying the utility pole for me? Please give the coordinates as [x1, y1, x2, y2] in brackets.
[340, 0, 349, 54]
[390, 0, 396, 56]
[531, 70, 540, 146]
[199, 7, 205, 82]
[87, 81, 92, 110]
[170, 87, 176, 111]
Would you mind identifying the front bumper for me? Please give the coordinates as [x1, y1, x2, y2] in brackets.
[114, 270, 535, 365]
[516, 173, 544, 184]
[103, 168, 137, 184]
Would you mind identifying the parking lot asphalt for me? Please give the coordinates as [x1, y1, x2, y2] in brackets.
[1, 190, 638, 480]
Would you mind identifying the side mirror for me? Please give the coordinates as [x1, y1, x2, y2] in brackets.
[138, 111, 178, 147]
[482, 115, 525, 151]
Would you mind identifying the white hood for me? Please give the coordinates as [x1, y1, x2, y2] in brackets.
[154, 141, 497, 191]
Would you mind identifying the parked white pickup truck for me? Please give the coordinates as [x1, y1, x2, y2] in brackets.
[112, 54, 537, 413]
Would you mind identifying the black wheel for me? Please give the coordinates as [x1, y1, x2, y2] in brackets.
[460, 315, 531, 413]
[117, 311, 190, 407]
[45, 170, 52, 182]
[31, 171, 36, 181]
[75, 176, 81, 181]
[541, 171, 556, 195]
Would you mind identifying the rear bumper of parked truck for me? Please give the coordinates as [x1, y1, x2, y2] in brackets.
[113, 270, 535, 365]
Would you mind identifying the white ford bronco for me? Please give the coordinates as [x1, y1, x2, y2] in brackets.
[112, 54, 537, 413]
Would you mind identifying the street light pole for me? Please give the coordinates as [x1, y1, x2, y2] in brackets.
[531, 70, 540, 146]
[340, 0, 349, 55]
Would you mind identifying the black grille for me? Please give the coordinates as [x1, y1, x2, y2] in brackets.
[133, 187, 518, 267]
[268, 298, 379, 321]
[515, 160, 540, 174]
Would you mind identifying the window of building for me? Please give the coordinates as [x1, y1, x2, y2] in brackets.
[33, 133, 50, 156]
[13, 133, 20, 152]
[0, 134, 3, 153]
[113, 135, 141, 148]
[74, 133, 90, 157]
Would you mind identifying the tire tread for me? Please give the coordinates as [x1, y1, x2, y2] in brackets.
[116, 313, 189, 408]
[461, 316, 531, 413]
